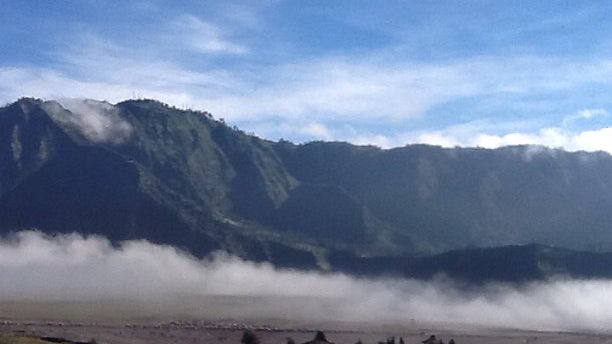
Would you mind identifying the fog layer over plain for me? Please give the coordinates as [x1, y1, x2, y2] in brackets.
[1, 231, 612, 331]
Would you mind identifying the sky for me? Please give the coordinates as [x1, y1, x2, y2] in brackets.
[3, 1, 612, 151]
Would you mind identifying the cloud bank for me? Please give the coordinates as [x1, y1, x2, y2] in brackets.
[398, 114, 612, 154]
[2, 231, 612, 332]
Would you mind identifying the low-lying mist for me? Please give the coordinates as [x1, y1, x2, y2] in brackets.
[41, 99, 132, 144]
[2, 231, 612, 332]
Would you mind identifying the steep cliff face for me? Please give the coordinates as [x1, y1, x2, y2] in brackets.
[275, 142, 612, 253]
[1, 99, 67, 196]
[0, 99, 308, 266]
[4, 98, 612, 277]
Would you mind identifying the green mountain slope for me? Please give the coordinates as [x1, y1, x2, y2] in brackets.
[275, 142, 612, 253]
[0, 98, 317, 268]
[3, 98, 612, 280]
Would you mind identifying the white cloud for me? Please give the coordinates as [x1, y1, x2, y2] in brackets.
[42, 99, 133, 144]
[299, 122, 334, 140]
[393, 122, 612, 155]
[572, 127, 612, 153]
[0, 65, 224, 112]
[578, 108, 608, 119]
[470, 128, 568, 149]
[350, 134, 395, 148]
[202, 58, 478, 121]
[562, 108, 609, 126]
[5, 56, 612, 154]
[171, 14, 247, 55]
[4, 231, 612, 331]
[11, 48, 611, 124]
[410, 132, 461, 148]
[5, 23, 612, 151]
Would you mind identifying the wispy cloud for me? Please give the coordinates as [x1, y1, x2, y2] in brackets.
[42, 99, 133, 144]
[4, 1, 612, 153]
[577, 108, 609, 119]
[201, 58, 478, 122]
[170, 14, 247, 55]
[562, 108, 609, 126]
[4, 16, 612, 152]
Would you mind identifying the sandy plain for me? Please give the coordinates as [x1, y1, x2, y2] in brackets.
[2, 299, 612, 344]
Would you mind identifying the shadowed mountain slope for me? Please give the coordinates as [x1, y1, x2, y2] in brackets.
[3, 98, 612, 281]
[275, 142, 612, 253]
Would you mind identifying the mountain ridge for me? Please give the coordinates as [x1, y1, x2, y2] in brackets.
[3, 97, 612, 282]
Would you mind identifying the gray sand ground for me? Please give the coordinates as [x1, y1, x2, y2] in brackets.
[4, 319, 612, 344]
[2, 300, 612, 344]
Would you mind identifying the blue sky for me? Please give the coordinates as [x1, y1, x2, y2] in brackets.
[3, 1, 612, 152]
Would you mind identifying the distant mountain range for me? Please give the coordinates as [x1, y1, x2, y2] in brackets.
[3, 98, 612, 282]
